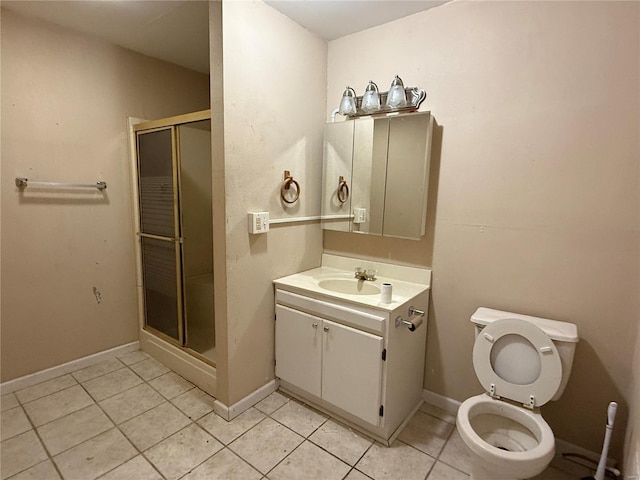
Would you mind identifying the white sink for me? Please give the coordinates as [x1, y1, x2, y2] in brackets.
[317, 278, 381, 296]
[273, 254, 431, 310]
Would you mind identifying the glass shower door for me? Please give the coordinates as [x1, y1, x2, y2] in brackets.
[137, 127, 183, 343]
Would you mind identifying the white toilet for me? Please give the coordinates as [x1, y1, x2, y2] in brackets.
[456, 307, 579, 480]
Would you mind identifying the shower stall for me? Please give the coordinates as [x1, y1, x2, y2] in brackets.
[129, 110, 216, 394]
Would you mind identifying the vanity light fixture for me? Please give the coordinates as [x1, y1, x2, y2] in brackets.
[361, 80, 380, 113]
[386, 74, 407, 108]
[338, 86, 357, 116]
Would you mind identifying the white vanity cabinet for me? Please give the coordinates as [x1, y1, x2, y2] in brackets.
[274, 286, 428, 445]
[275, 304, 384, 426]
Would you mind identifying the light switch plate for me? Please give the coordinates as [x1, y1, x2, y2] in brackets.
[248, 212, 269, 234]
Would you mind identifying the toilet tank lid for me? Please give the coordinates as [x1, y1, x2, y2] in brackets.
[471, 307, 579, 343]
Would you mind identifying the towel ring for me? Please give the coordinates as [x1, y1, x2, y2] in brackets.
[337, 176, 349, 204]
[281, 170, 300, 204]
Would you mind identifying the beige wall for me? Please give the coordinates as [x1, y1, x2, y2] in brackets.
[325, 0, 639, 461]
[219, 0, 326, 405]
[624, 324, 640, 477]
[0, 9, 210, 381]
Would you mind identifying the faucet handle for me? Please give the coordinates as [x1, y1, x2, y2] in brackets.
[365, 269, 377, 280]
[354, 267, 364, 274]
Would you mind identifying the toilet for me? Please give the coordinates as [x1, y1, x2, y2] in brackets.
[456, 307, 579, 480]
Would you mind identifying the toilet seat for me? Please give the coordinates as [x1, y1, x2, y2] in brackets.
[473, 318, 562, 408]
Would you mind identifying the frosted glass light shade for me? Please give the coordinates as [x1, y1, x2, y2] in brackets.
[361, 80, 380, 113]
[386, 75, 407, 108]
[339, 86, 357, 115]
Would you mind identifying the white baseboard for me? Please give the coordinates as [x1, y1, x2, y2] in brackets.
[422, 388, 461, 414]
[214, 379, 279, 421]
[0, 341, 140, 395]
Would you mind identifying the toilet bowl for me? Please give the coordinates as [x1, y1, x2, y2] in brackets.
[456, 308, 578, 480]
[457, 394, 554, 480]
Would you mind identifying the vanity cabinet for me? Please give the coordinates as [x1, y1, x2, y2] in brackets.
[274, 286, 428, 444]
[275, 305, 383, 426]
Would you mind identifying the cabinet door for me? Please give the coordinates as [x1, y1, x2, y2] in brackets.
[275, 305, 322, 397]
[321, 319, 384, 426]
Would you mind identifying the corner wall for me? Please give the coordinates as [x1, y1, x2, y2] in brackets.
[0, 9, 210, 381]
[219, 0, 326, 405]
[325, 0, 640, 460]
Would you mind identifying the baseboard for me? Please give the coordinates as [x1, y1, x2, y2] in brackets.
[214, 379, 279, 421]
[422, 388, 461, 414]
[0, 341, 140, 395]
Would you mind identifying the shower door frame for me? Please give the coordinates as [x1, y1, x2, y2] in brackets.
[130, 109, 216, 373]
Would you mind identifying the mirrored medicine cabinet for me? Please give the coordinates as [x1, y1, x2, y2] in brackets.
[321, 111, 433, 240]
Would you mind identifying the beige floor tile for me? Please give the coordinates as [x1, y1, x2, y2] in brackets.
[1, 393, 19, 412]
[270, 399, 327, 437]
[427, 461, 469, 479]
[344, 469, 372, 480]
[269, 440, 351, 480]
[15, 375, 77, 404]
[419, 402, 457, 425]
[438, 429, 472, 475]
[1, 430, 48, 479]
[129, 358, 170, 381]
[148, 372, 194, 399]
[120, 402, 191, 451]
[116, 350, 151, 366]
[181, 448, 262, 480]
[229, 418, 303, 474]
[1, 406, 32, 441]
[144, 424, 223, 480]
[398, 410, 454, 457]
[171, 388, 216, 420]
[71, 359, 124, 383]
[82, 368, 142, 402]
[356, 441, 435, 480]
[97, 455, 162, 480]
[22, 385, 94, 427]
[198, 408, 265, 445]
[52, 428, 136, 480]
[6, 459, 61, 480]
[308, 419, 373, 466]
[37, 404, 114, 456]
[253, 391, 289, 415]
[99, 383, 164, 424]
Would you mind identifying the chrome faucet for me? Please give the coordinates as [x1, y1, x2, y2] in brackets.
[354, 267, 377, 281]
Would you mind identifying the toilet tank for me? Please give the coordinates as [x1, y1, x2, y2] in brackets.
[471, 307, 579, 401]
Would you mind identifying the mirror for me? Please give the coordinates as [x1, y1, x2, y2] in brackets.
[321, 111, 433, 240]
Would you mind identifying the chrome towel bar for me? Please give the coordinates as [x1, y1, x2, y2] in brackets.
[15, 177, 107, 191]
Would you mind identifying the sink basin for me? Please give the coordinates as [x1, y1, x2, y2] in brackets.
[317, 279, 381, 296]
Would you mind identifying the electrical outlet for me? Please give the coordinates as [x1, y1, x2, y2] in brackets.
[248, 212, 269, 234]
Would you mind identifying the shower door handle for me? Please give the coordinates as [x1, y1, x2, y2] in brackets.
[137, 232, 183, 243]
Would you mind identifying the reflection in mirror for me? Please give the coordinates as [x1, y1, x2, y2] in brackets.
[321, 111, 433, 240]
[321, 121, 354, 232]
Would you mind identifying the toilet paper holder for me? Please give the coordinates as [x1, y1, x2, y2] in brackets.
[395, 306, 425, 332]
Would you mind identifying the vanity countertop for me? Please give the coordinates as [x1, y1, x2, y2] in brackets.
[273, 259, 431, 311]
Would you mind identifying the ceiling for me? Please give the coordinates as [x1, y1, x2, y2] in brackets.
[1, 0, 448, 74]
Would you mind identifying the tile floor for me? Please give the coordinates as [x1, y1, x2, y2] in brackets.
[1, 350, 589, 480]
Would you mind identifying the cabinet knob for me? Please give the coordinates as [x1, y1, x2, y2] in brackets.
[312, 322, 318, 328]
[323, 326, 329, 332]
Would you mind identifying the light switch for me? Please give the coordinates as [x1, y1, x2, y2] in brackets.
[248, 212, 269, 234]
[353, 208, 367, 224]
